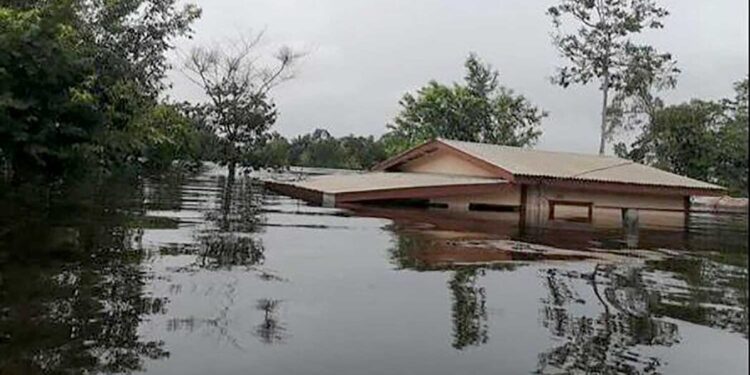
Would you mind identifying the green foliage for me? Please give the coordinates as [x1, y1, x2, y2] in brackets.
[135, 103, 202, 169]
[241, 129, 388, 170]
[289, 129, 342, 168]
[616, 77, 749, 196]
[622, 100, 722, 181]
[0, 1, 200, 181]
[0, 4, 99, 176]
[337, 134, 388, 169]
[384, 54, 546, 156]
[287, 129, 387, 169]
[248, 132, 291, 169]
[548, 0, 678, 154]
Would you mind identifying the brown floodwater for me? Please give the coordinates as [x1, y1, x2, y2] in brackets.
[0, 166, 747, 374]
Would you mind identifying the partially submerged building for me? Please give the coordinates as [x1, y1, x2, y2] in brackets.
[265, 139, 724, 228]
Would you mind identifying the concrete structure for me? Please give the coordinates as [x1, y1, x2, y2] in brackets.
[265, 139, 725, 229]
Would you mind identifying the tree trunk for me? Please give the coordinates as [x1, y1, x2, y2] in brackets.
[227, 161, 236, 179]
[226, 140, 237, 179]
[599, 72, 610, 155]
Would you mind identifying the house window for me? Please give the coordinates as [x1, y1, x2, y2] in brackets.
[548, 200, 593, 223]
[468, 203, 518, 212]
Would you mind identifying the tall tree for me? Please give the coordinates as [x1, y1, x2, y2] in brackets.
[183, 33, 301, 177]
[547, 0, 679, 154]
[385, 53, 546, 155]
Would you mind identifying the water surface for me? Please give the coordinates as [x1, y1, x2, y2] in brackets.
[1, 167, 747, 374]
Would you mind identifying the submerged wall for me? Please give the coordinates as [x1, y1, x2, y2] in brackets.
[395, 148, 688, 229]
[424, 184, 686, 229]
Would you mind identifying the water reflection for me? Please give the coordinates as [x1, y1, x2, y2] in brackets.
[164, 276, 245, 349]
[545, 252, 749, 374]
[645, 255, 748, 336]
[254, 299, 288, 344]
[379, 203, 747, 372]
[1, 168, 747, 375]
[143, 170, 285, 347]
[536, 266, 679, 374]
[197, 174, 267, 270]
[449, 269, 488, 349]
[197, 233, 265, 270]
[385, 225, 516, 350]
[0, 176, 167, 374]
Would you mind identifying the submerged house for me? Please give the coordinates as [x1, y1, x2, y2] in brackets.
[265, 139, 724, 228]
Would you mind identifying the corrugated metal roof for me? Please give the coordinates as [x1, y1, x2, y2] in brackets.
[290, 171, 507, 194]
[438, 139, 724, 190]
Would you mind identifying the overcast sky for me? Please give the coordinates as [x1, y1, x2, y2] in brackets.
[168, 0, 749, 154]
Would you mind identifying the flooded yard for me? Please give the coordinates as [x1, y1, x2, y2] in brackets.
[1, 166, 747, 375]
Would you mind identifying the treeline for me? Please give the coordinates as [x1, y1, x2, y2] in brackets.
[251, 129, 387, 170]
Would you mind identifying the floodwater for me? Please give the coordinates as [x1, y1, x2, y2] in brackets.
[0, 166, 747, 375]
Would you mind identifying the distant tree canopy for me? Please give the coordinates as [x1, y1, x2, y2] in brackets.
[383, 54, 546, 156]
[245, 129, 387, 170]
[0, 1, 201, 181]
[616, 77, 749, 196]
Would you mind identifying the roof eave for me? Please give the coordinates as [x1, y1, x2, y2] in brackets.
[515, 175, 727, 196]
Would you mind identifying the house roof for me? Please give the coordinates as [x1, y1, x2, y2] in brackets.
[289, 171, 506, 194]
[374, 138, 725, 194]
[264, 171, 509, 204]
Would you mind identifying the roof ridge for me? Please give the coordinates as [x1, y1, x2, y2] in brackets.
[437, 138, 626, 160]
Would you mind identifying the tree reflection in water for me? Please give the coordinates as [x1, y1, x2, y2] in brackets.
[389, 214, 748, 374]
[196, 173, 267, 270]
[449, 268, 489, 349]
[152, 171, 288, 346]
[197, 233, 265, 270]
[0, 176, 168, 374]
[536, 252, 748, 375]
[254, 299, 288, 344]
[536, 265, 680, 375]
[386, 227, 517, 350]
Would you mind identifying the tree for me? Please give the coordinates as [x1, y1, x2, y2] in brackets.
[547, 0, 679, 154]
[282, 129, 389, 169]
[622, 100, 723, 181]
[0, 1, 201, 180]
[715, 78, 749, 196]
[338, 135, 387, 169]
[249, 132, 291, 169]
[288, 129, 336, 168]
[183, 33, 301, 177]
[385, 54, 546, 155]
[134, 103, 202, 170]
[616, 77, 749, 196]
[0, 4, 98, 177]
